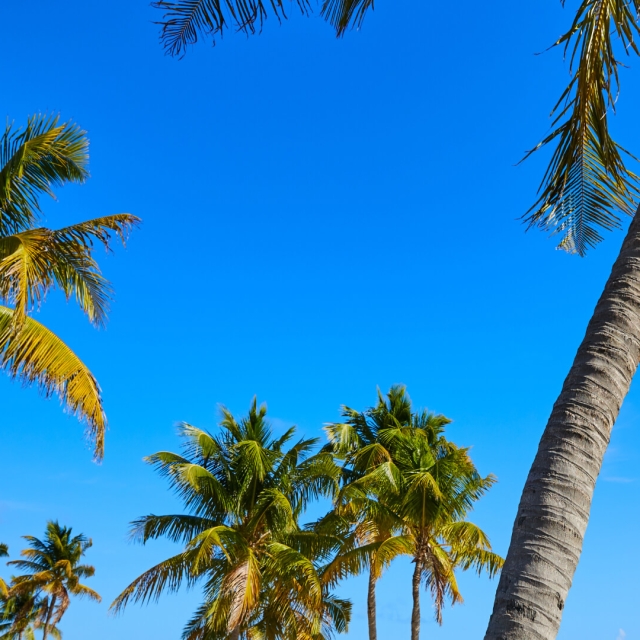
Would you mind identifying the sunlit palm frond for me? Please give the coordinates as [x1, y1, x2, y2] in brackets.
[152, 0, 311, 57]
[0, 306, 105, 460]
[524, 0, 640, 255]
[0, 115, 88, 235]
[130, 514, 218, 545]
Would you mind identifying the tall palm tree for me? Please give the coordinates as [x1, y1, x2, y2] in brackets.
[8, 521, 101, 640]
[484, 3, 640, 638]
[151, 0, 374, 55]
[0, 114, 139, 460]
[111, 398, 351, 640]
[323, 386, 502, 640]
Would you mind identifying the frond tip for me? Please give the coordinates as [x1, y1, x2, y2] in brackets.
[524, 0, 640, 256]
[0, 305, 106, 460]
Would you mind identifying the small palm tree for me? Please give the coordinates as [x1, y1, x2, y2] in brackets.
[0, 115, 139, 460]
[0, 587, 62, 640]
[8, 522, 101, 640]
[111, 398, 351, 640]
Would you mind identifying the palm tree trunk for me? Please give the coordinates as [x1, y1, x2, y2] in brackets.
[411, 560, 421, 640]
[485, 209, 640, 640]
[42, 595, 57, 640]
[367, 568, 378, 640]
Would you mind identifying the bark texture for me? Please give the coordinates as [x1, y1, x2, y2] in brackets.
[485, 210, 640, 640]
[411, 561, 421, 640]
[367, 569, 377, 640]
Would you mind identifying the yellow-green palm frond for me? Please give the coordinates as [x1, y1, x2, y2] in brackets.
[0, 305, 105, 459]
[320, 0, 374, 36]
[372, 534, 414, 578]
[152, 0, 311, 57]
[0, 214, 139, 331]
[524, 0, 640, 255]
[0, 115, 88, 235]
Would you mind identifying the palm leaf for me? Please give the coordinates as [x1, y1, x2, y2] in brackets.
[524, 0, 640, 255]
[320, 0, 374, 36]
[152, 0, 311, 56]
[0, 115, 88, 235]
[0, 305, 105, 460]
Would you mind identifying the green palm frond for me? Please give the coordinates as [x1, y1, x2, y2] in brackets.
[524, 0, 640, 255]
[0, 306, 106, 460]
[0, 115, 88, 236]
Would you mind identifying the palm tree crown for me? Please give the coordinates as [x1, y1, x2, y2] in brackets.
[112, 398, 351, 640]
[7, 521, 100, 640]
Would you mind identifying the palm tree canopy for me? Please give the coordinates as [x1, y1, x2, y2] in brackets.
[152, 0, 376, 56]
[0, 115, 139, 460]
[6, 522, 100, 639]
[112, 398, 350, 640]
[524, 0, 640, 255]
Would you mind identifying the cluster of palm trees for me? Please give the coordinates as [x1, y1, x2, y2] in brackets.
[110, 386, 502, 640]
[0, 522, 100, 639]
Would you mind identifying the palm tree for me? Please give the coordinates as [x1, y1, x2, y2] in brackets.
[111, 398, 351, 640]
[7, 521, 101, 640]
[484, 4, 640, 638]
[0, 114, 139, 460]
[0, 587, 62, 640]
[151, 0, 374, 55]
[323, 386, 502, 640]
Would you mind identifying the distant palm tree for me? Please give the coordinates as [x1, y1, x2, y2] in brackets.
[151, 0, 375, 55]
[111, 398, 351, 640]
[0, 115, 139, 460]
[0, 587, 62, 640]
[324, 386, 501, 640]
[8, 521, 101, 640]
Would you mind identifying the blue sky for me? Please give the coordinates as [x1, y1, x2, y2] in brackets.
[2, 1, 640, 638]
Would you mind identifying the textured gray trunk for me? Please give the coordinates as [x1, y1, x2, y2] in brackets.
[411, 560, 421, 640]
[367, 568, 377, 640]
[484, 210, 640, 639]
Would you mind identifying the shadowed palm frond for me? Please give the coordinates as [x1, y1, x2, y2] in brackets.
[0, 115, 88, 236]
[524, 0, 640, 255]
[320, 0, 374, 36]
[152, 0, 311, 56]
[0, 306, 105, 460]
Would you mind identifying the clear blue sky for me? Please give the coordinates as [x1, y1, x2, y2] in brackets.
[1, 1, 639, 638]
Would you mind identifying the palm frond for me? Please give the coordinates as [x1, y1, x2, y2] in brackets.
[320, 0, 374, 36]
[524, 0, 640, 255]
[152, 0, 311, 57]
[0, 115, 88, 235]
[0, 305, 105, 460]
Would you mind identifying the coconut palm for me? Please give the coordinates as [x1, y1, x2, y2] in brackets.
[0, 114, 139, 460]
[323, 386, 502, 640]
[151, 0, 375, 55]
[386, 430, 502, 640]
[111, 398, 351, 640]
[0, 587, 62, 640]
[7, 521, 100, 640]
[484, 4, 640, 638]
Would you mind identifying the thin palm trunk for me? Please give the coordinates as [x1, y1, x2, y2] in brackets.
[367, 567, 377, 640]
[411, 560, 421, 640]
[42, 594, 56, 640]
[485, 208, 640, 639]
[228, 628, 240, 640]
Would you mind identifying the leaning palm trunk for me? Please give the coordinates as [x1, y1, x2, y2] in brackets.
[485, 208, 640, 638]
[41, 595, 56, 640]
[411, 560, 421, 640]
[367, 569, 377, 640]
